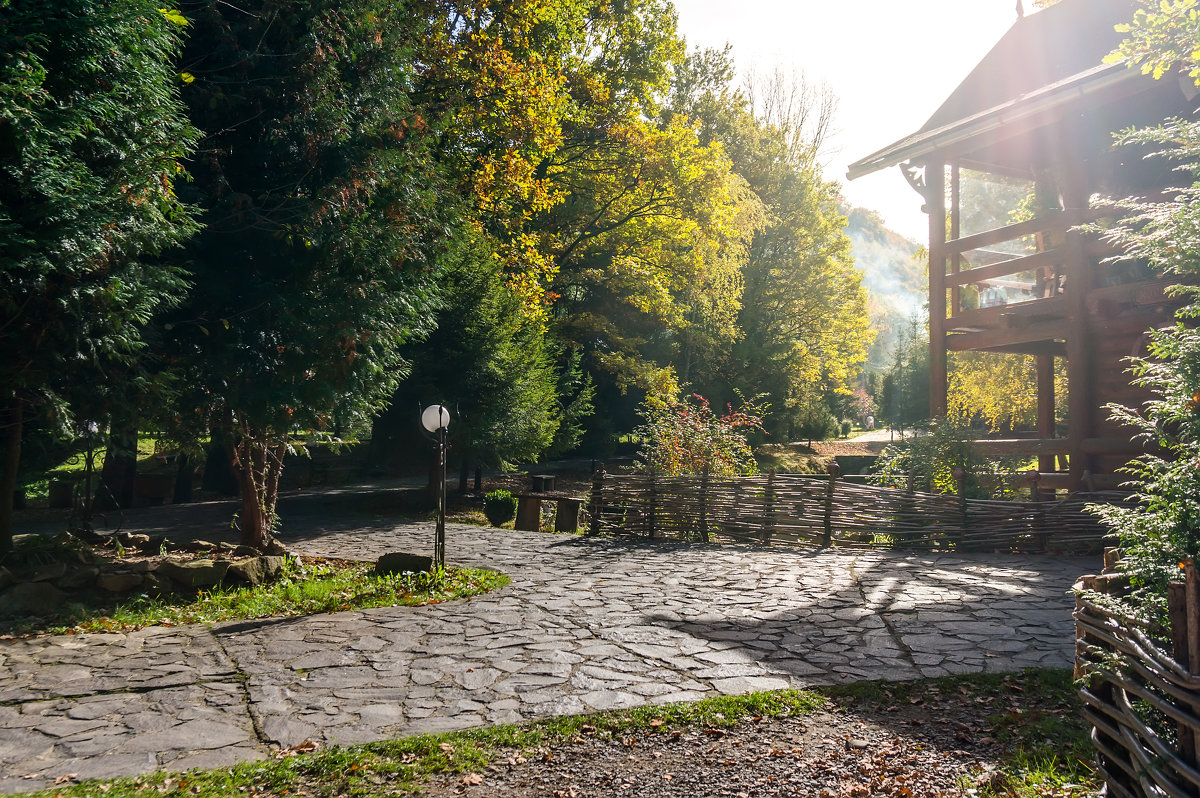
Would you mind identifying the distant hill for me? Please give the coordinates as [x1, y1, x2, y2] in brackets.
[842, 206, 927, 368]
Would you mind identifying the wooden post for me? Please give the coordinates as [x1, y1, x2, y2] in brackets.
[928, 157, 949, 418]
[699, 467, 710, 543]
[762, 471, 776, 545]
[1169, 565, 1200, 780]
[1062, 173, 1094, 490]
[949, 160, 962, 317]
[822, 462, 840, 547]
[588, 467, 605, 536]
[1036, 353, 1057, 480]
[647, 468, 657, 540]
[953, 466, 968, 546]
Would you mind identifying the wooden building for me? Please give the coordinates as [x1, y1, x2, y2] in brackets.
[848, 0, 1200, 491]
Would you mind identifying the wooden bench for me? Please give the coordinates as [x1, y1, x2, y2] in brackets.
[514, 492, 586, 533]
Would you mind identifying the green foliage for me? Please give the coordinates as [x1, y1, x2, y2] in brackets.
[878, 315, 930, 431]
[949, 351, 1067, 434]
[1079, 7, 1200, 625]
[381, 243, 570, 474]
[6, 561, 508, 637]
[793, 399, 838, 445]
[1089, 165, 1200, 625]
[869, 417, 1015, 499]
[162, 0, 459, 543]
[1107, 0, 1200, 84]
[0, 0, 199, 549]
[483, 490, 518, 527]
[635, 393, 765, 476]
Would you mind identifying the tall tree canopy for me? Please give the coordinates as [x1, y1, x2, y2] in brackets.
[166, 0, 462, 546]
[0, 0, 198, 551]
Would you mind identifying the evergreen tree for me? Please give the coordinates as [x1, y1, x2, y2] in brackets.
[165, 0, 449, 547]
[0, 0, 198, 551]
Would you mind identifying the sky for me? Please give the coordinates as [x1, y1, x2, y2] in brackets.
[670, 0, 1045, 242]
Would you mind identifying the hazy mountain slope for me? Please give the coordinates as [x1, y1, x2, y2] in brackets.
[843, 206, 926, 367]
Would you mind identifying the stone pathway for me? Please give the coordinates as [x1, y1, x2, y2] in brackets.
[0, 497, 1093, 794]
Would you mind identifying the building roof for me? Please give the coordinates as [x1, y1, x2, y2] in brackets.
[847, 0, 1139, 181]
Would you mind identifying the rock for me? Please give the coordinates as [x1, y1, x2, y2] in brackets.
[96, 572, 145, 593]
[139, 535, 166, 553]
[375, 552, 433, 576]
[158, 558, 229, 588]
[0, 567, 13, 591]
[0, 582, 66, 617]
[227, 556, 287, 586]
[185, 540, 218, 553]
[55, 566, 100, 590]
[115, 533, 150, 549]
[264, 539, 291, 556]
[24, 561, 67, 583]
[232, 545, 262, 557]
[142, 572, 175, 597]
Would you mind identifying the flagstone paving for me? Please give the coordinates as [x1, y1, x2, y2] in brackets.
[0, 499, 1094, 793]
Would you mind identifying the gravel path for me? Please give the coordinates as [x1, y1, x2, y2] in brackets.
[0, 488, 1094, 793]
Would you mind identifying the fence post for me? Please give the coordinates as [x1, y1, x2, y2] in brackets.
[1025, 470, 1048, 552]
[953, 467, 968, 546]
[588, 466, 605, 536]
[699, 467, 710, 543]
[822, 461, 839, 547]
[762, 470, 776, 545]
[647, 467, 657, 539]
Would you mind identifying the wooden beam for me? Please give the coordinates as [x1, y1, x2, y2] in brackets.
[1079, 437, 1152, 455]
[945, 320, 1069, 352]
[945, 249, 1062, 288]
[980, 341, 1067, 356]
[972, 438, 1070, 456]
[948, 295, 1068, 331]
[929, 157, 948, 418]
[945, 208, 1098, 255]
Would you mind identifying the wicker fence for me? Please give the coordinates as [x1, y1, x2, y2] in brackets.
[1075, 562, 1200, 798]
[587, 469, 1112, 553]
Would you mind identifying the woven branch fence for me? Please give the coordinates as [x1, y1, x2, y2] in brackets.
[1075, 561, 1200, 798]
[587, 469, 1112, 554]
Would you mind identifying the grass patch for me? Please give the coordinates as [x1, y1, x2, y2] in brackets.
[754, 443, 831, 474]
[6, 561, 509, 637]
[32, 689, 824, 798]
[29, 670, 1096, 798]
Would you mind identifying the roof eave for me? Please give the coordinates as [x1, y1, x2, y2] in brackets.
[846, 62, 1137, 182]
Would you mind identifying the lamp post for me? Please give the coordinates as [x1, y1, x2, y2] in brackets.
[420, 404, 450, 568]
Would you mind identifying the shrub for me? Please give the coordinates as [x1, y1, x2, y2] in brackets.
[635, 393, 766, 477]
[794, 402, 837, 446]
[483, 490, 517, 527]
[868, 417, 1015, 500]
[840, 420, 852, 438]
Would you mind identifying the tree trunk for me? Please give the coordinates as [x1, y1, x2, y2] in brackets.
[0, 399, 23, 556]
[230, 435, 265, 550]
[95, 409, 137, 510]
[202, 432, 239, 496]
[172, 454, 193, 504]
[459, 456, 469, 494]
[229, 433, 285, 550]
